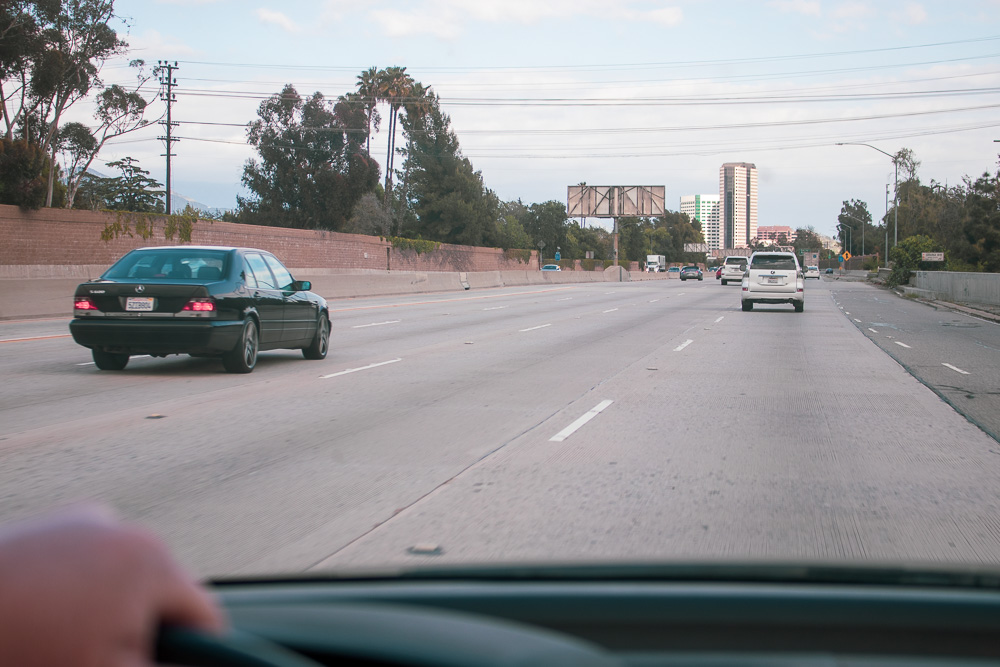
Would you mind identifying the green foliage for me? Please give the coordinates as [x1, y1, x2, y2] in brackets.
[503, 248, 532, 264]
[238, 84, 379, 231]
[496, 215, 533, 252]
[384, 236, 441, 255]
[886, 235, 943, 287]
[580, 258, 598, 271]
[396, 91, 499, 247]
[79, 157, 163, 212]
[837, 199, 873, 257]
[0, 138, 49, 208]
[100, 211, 201, 243]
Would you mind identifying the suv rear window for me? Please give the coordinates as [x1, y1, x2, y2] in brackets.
[725, 258, 747, 267]
[751, 255, 797, 270]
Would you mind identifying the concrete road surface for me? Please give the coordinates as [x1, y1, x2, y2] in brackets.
[2, 278, 999, 578]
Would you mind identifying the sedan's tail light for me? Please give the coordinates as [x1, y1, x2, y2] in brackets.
[182, 298, 216, 312]
[74, 297, 98, 310]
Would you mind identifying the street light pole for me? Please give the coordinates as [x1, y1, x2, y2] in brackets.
[836, 142, 899, 254]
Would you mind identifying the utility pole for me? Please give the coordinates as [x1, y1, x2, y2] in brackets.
[157, 61, 179, 215]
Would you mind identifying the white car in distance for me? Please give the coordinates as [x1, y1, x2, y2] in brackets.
[804, 265, 820, 279]
[741, 251, 805, 312]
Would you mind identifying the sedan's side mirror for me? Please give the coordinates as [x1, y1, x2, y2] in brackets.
[290, 280, 311, 292]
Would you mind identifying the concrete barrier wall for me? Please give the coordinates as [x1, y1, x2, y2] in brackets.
[0, 266, 632, 320]
[911, 271, 1000, 306]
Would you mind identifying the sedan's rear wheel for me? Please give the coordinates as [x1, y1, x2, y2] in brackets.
[222, 318, 258, 373]
[741, 301, 753, 312]
[92, 348, 129, 370]
[302, 314, 330, 360]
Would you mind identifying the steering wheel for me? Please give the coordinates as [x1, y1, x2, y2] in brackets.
[156, 626, 322, 667]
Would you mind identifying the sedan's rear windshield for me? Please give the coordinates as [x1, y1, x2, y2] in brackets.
[103, 249, 231, 281]
[751, 255, 798, 270]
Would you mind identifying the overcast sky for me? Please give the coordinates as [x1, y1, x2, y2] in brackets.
[83, 0, 1000, 239]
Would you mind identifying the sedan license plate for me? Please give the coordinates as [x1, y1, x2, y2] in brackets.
[125, 297, 155, 311]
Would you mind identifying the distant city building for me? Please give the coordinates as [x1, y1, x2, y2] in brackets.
[719, 163, 758, 248]
[679, 194, 721, 250]
[755, 225, 796, 244]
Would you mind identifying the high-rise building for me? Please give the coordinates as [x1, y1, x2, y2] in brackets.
[719, 162, 758, 248]
[679, 194, 721, 250]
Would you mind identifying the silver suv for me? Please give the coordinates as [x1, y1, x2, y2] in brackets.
[720, 255, 748, 285]
[741, 251, 804, 312]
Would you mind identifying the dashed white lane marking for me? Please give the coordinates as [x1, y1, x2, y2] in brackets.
[649, 299, 660, 303]
[868, 328, 878, 334]
[549, 400, 614, 442]
[674, 339, 694, 352]
[715, 316, 725, 323]
[483, 306, 508, 311]
[894, 341, 912, 349]
[519, 324, 552, 332]
[352, 320, 400, 328]
[557, 297, 573, 301]
[603, 308, 618, 313]
[942, 363, 971, 375]
[320, 358, 401, 379]
[854, 318, 862, 323]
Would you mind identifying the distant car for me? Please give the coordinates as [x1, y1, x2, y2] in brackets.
[679, 266, 703, 281]
[804, 265, 820, 279]
[70, 246, 330, 373]
[825, 267, 835, 274]
[666, 266, 681, 277]
[716, 266, 723, 280]
[741, 251, 804, 312]
[541, 264, 561, 271]
[720, 255, 748, 285]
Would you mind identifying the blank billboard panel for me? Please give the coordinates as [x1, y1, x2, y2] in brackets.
[567, 186, 665, 218]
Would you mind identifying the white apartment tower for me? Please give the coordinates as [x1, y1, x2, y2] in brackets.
[719, 162, 758, 248]
[679, 194, 721, 251]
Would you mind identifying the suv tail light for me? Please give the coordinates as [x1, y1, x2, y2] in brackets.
[182, 298, 216, 312]
[74, 297, 98, 310]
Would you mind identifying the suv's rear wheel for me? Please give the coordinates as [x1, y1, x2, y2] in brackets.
[92, 348, 129, 370]
[794, 301, 804, 313]
[741, 301, 753, 312]
[222, 318, 258, 373]
[721, 279, 727, 286]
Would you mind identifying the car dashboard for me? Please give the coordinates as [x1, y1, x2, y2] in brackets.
[184, 565, 1000, 667]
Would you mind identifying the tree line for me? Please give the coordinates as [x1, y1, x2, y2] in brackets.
[836, 148, 1000, 273]
[1, 2, 706, 262]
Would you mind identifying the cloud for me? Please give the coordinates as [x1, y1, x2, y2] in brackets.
[901, 3, 928, 24]
[364, 1, 683, 38]
[767, 0, 822, 16]
[830, 1, 873, 20]
[254, 8, 301, 33]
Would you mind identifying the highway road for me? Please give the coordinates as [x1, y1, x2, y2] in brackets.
[2, 276, 1000, 578]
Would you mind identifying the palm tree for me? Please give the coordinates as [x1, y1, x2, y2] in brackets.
[355, 66, 381, 155]
[377, 66, 414, 203]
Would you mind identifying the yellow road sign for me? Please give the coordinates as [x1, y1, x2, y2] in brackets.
[842, 251, 852, 261]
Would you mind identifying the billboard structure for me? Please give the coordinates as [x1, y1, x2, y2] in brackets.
[567, 185, 666, 218]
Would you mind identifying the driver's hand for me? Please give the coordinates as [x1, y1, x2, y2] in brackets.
[0, 505, 225, 667]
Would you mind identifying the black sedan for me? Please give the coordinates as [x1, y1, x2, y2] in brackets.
[70, 246, 330, 373]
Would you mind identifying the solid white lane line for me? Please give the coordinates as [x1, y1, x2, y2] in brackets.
[550, 400, 614, 442]
[894, 341, 912, 348]
[519, 324, 552, 332]
[942, 363, 971, 375]
[75, 354, 151, 367]
[674, 339, 693, 352]
[715, 316, 724, 323]
[352, 320, 401, 328]
[320, 358, 401, 379]
[603, 308, 618, 313]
